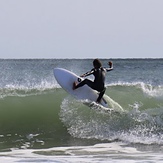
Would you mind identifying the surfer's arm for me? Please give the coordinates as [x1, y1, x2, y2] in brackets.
[105, 61, 113, 72]
[80, 70, 94, 77]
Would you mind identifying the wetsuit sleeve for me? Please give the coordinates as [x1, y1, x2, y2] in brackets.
[80, 69, 94, 77]
[105, 64, 113, 72]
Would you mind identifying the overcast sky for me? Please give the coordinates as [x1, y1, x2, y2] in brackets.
[0, 0, 163, 59]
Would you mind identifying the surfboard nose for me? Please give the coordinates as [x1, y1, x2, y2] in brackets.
[54, 68, 65, 82]
[54, 68, 75, 89]
[53, 68, 61, 76]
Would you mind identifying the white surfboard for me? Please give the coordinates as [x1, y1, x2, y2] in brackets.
[53, 68, 108, 108]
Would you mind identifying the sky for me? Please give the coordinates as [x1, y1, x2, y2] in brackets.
[0, 0, 163, 59]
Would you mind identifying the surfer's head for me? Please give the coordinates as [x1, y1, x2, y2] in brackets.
[93, 59, 102, 68]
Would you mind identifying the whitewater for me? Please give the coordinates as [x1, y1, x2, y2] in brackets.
[0, 59, 163, 162]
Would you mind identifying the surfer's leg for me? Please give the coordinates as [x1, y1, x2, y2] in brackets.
[73, 82, 77, 90]
[73, 79, 94, 90]
[96, 87, 106, 103]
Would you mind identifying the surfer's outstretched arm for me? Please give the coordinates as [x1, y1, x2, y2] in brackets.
[105, 61, 113, 72]
[80, 70, 94, 77]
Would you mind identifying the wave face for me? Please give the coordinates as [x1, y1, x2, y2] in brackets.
[0, 59, 163, 150]
[60, 83, 163, 144]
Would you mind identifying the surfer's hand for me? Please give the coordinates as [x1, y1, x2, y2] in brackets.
[108, 61, 112, 68]
[80, 74, 85, 77]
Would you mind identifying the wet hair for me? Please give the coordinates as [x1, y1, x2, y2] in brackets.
[93, 59, 102, 68]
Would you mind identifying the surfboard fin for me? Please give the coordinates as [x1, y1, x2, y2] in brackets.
[102, 97, 107, 104]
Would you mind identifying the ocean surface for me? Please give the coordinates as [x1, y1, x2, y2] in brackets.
[0, 58, 163, 162]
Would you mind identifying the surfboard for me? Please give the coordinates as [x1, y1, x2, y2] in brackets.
[53, 68, 108, 108]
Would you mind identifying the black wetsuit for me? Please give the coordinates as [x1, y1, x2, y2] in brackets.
[75, 67, 111, 102]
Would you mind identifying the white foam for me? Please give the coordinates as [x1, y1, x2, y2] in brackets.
[141, 84, 163, 99]
[1, 142, 163, 163]
[0, 80, 59, 99]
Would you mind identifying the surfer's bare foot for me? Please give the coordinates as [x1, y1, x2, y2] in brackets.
[73, 82, 77, 90]
[96, 99, 101, 103]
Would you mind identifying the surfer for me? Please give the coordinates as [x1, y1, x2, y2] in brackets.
[73, 59, 113, 103]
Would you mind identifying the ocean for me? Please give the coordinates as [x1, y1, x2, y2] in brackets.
[0, 58, 163, 162]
